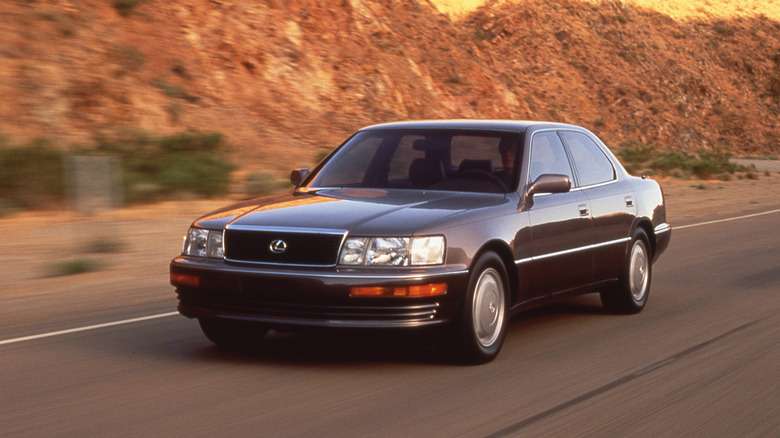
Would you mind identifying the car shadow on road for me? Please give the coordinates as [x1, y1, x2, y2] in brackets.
[192, 329, 448, 366]
[186, 294, 609, 366]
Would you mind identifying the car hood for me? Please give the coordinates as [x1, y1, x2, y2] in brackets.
[193, 188, 507, 235]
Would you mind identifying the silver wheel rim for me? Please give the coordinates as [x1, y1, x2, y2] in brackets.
[629, 240, 649, 301]
[472, 267, 505, 348]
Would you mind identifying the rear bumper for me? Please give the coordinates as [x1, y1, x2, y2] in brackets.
[170, 256, 469, 329]
[653, 223, 671, 261]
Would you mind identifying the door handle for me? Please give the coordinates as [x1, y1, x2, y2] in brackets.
[625, 196, 634, 208]
[578, 204, 589, 216]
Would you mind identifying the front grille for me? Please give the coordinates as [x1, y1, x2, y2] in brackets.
[224, 228, 346, 266]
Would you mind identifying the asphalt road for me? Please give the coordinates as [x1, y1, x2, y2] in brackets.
[1, 211, 778, 437]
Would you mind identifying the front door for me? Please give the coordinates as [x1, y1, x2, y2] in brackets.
[526, 131, 593, 297]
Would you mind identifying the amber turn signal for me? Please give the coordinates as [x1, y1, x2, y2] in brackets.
[170, 271, 200, 287]
[350, 283, 447, 297]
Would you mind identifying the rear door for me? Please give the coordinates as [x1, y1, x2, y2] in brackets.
[560, 130, 634, 282]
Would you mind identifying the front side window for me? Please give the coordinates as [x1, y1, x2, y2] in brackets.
[529, 131, 574, 184]
[313, 135, 382, 187]
[561, 131, 615, 187]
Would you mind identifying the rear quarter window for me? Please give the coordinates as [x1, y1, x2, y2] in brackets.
[561, 131, 615, 187]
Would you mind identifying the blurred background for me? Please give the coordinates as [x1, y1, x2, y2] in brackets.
[1, 3, 779, 435]
[0, 0, 778, 216]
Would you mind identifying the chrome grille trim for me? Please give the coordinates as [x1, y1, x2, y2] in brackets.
[223, 226, 348, 267]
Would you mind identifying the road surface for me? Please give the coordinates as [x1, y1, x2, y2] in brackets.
[1, 210, 778, 436]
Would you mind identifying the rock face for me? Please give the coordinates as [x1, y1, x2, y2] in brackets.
[0, 0, 777, 172]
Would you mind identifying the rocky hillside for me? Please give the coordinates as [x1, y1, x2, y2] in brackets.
[1, 0, 777, 176]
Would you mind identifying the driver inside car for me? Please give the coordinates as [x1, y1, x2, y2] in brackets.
[497, 139, 517, 188]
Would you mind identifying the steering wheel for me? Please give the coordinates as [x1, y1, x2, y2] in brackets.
[456, 169, 508, 192]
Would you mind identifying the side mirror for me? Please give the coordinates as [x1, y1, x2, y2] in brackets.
[290, 168, 310, 186]
[527, 174, 571, 197]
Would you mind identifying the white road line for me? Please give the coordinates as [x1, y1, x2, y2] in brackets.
[675, 208, 780, 230]
[0, 312, 179, 346]
[2, 208, 779, 347]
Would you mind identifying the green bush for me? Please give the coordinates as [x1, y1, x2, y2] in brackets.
[98, 130, 235, 203]
[690, 151, 736, 179]
[650, 150, 693, 172]
[114, 0, 144, 16]
[617, 142, 656, 164]
[0, 139, 65, 208]
[0, 199, 15, 218]
[615, 142, 740, 180]
[115, 45, 146, 72]
[0, 130, 234, 209]
[85, 237, 124, 254]
[46, 258, 102, 277]
[157, 154, 234, 197]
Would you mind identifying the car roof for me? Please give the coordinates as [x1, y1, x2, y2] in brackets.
[360, 120, 581, 133]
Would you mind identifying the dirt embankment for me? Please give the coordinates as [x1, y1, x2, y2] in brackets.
[0, 0, 777, 177]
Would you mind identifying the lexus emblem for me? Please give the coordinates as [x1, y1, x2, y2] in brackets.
[269, 239, 287, 254]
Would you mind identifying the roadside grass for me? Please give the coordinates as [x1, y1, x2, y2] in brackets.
[98, 130, 236, 203]
[84, 237, 125, 254]
[0, 129, 235, 210]
[0, 138, 66, 209]
[46, 258, 103, 277]
[615, 142, 753, 180]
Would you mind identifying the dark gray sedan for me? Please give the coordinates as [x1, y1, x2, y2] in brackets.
[170, 120, 671, 363]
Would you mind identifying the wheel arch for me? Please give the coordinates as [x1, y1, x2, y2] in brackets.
[470, 240, 518, 304]
[633, 218, 655, 257]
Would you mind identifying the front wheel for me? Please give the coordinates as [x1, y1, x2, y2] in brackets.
[448, 252, 509, 364]
[601, 228, 652, 314]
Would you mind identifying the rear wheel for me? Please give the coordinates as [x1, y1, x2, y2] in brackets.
[448, 252, 509, 364]
[601, 228, 652, 314]
[198, 318, 268, 351]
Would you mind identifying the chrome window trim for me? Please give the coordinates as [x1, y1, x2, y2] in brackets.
[569, 178, 620, 192]
[515, 237, 630, 265]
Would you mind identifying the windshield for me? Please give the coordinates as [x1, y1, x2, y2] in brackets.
[310, 129, 522, 193]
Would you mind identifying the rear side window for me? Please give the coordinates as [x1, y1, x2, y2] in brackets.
[561, 131, 615, 187]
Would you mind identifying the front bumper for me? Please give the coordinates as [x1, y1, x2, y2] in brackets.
[170, 256, 470, 329]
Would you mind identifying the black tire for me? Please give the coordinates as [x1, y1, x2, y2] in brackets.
[198, 318, 268, 351]
[601, 228, 652, 314]
[448, 252, 510, 364]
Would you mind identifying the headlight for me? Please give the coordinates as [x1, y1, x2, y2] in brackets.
[410, 235, 445, 265]
[339, 235, 445, 266]
[367, 237, 410, 266]
[339, 237, 368, 265]
[183, 228, 224, 258]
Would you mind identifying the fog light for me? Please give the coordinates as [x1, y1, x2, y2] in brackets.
[170, 271, 200, 287]
[350, 283, 447, 297]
